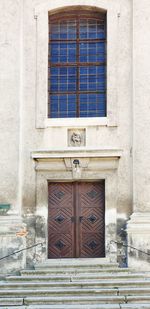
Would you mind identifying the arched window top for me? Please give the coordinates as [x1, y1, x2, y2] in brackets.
[48, 8, 106, 118]
[48, 6, 106, 19]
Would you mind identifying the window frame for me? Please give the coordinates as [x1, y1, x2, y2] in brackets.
[35, 2, 119, 128]
[48, 10, 107, 119]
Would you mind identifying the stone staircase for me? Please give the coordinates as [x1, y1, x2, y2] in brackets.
[0, 258, 150, 308]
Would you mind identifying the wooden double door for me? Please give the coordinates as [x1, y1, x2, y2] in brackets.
[48, 182, 105, 258]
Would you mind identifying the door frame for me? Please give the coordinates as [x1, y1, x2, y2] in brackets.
[33, 150, 120, 263]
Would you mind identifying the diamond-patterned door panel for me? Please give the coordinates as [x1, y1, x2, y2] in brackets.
[78, 182, 105, 258]
[48, 233, 73, 258]
[80, 233, 105, 257]
[48, 183, 75, 258]
[48, 182, 105, 258]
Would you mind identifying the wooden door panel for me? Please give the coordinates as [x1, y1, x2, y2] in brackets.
[48, 183, 73, 208]
[48, 232, 74, 258]
[81, 207, 104, 232]
[79, 183, 104, 208]
[48, 182, 105, 258]
[48, 208, 73, 233]
[80, 233, 105, 257]
[79, 182, 105, 258]
[48, 183, 75, 258]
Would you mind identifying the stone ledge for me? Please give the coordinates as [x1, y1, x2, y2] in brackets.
[31, 149, 122, 173]
[31, 149, 122, 159]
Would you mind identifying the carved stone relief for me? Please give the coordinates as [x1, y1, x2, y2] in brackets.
[68, 129, 86, 147]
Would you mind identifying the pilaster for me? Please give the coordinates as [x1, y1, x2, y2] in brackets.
[127, 213, 150, 270]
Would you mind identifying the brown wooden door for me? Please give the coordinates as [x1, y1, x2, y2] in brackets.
[48, 182, 105, 258]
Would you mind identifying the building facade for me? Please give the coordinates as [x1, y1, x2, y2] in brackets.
[0, 0, 150, 273]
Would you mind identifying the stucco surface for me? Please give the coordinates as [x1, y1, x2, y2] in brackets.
[0, 0, 21, 208]
[0, 0, 150, 271]
[133, 0, 150, 212]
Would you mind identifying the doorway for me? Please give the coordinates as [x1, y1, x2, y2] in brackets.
[48, 181, 105, 258]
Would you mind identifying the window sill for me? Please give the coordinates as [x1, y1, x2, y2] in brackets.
[45, 117, 107, 128]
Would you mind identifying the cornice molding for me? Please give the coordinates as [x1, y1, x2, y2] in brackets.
[31, 149, 122, 160]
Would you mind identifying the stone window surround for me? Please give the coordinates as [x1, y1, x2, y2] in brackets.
[32, 149, 121, 262]
[34, 0, 119, 128]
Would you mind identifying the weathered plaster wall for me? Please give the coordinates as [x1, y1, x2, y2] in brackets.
[20, 0, 132, 267]
[133, 0, 150, 212]
[21, 0, 132, 209]
[0, 0, 21, 210]
[0, 0, 134, 271]
[127, 0, 150, 270]
[0, 0, 26, 273]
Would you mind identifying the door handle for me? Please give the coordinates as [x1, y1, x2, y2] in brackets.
[79, 216, 83, 222]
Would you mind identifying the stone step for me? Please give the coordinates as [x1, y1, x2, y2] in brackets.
[20, 268, 129, 275]
[119, 287, 150, 295]
[0, 297, 24, 306]
[35, 258, 114, 267]
[24, 305, 150, 309]
[24, 295, 125, 305]
[6, 272, 149, 282]
[23, 295, 150, 305]
[1, 279, 150, 290]
[1, 260, 150, 308]
[35, 264, 119, 270]
[0, 307, 26, 309]
[127, 295, 150, 303]
[0, 287, 118, 296]
[1, 286, 150, 296]
[119, 303, 150, 309]
[1, 304, 150, 309]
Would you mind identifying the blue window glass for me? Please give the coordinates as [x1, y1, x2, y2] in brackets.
[48, 11, 106, 118]
[50, 21, 77, 40]
[49, 67, 77, 93]
[79, 42, 105, 63]
[50, 42, 76, 63]
[49, 94, 76, 118]
[79, 19, 105, 39]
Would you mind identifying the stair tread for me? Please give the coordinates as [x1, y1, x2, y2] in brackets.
[2, 279, 150, 285]
[0, 304, 149, 309]
[0, 297, 23, 305]
[0, 286, 150, 297]
[6, 273, 150, 281]
[25, 295, 124, 299]
[21, 268, 125, 274]
[35, 258, 116, 265]
[0, 304, 150, 309]
[26, 305, 150, 309]
[1, 261, 150, 308]
[1, 286, 150, 291]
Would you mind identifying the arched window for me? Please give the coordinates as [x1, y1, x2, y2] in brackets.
[48, 9, 106, 118]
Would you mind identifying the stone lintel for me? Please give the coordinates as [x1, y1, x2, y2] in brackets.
[31, 149, 122, 172]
